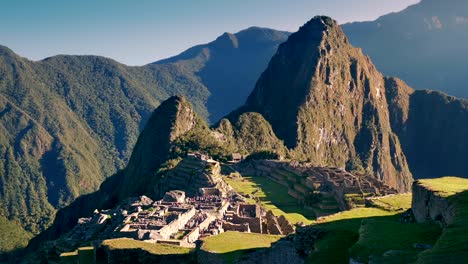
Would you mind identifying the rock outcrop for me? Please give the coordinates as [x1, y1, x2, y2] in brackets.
[229, 16, 413, 192]
[412, 181, 456, 226]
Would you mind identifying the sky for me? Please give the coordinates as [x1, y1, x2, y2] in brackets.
[0, 0, 420, 66]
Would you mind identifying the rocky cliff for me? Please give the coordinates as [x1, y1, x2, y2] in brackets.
[230, 16, 413, 192]
[412, 180, 456, 226]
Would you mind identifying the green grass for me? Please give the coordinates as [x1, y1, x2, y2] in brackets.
[349, 218, 441, 263]
[201, 231, 283, 263]
[308, 193, 422, 264]
[102, 238, 192, 255]
[367, 193, 412, 211]
[225, 175, 314, 224]
[309, 208, 397, 263]
[418, 177, 468, 198]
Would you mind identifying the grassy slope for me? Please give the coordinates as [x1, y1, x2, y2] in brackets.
[225, 175, 314, 224]
[309, 194, 441, 264]
[415, 177, 468, 263]
[201, 231, 282, 263]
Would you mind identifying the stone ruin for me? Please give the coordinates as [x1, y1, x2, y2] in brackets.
[63, 153, 299, 250]
[238, 159, 398, 214]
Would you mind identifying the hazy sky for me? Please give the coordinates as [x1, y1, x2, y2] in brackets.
[0, 0, 420, 65]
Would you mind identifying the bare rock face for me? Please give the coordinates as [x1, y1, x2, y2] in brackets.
[411, 181, 455, 226]
[162, 190, 186, 203]
[234, 16, 413, 192]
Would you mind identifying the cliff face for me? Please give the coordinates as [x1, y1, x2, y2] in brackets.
[236, 16, 413, 191]
[412, 181, 456, 226]
[385, 78, 468, 179]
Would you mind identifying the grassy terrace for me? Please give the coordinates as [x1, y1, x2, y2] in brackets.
[201, 231, 282, 263]
[367, 193, 412, 211]
[102, 238, 192, 255]
[415, 177, 468, 263]
[224, 174, 314, 224]
[309, 194, 441, 264]
[418, 176, 468, 198]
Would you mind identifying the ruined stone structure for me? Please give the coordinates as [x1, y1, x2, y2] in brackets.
[238, 160, 398, 213]
[61, 154, 296, 250]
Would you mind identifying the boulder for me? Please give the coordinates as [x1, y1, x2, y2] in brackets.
[163, 190, 186, 203]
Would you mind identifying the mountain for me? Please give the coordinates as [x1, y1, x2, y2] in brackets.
[155, 27, 291, 122]
[0, 27, 288, 242]
[343, 0, 468, 98]
[385, 78, 468, 179]
[0, 46, 208, 238]
[27, 16, 468, 261]
[27, 95, 219, 248]
[225, 16, 413, 192]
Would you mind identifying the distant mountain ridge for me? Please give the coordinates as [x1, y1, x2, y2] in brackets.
[343, 0, 468, 98]
[155, 27, 291, 122]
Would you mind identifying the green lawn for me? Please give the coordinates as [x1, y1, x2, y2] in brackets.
[367, 193, 413, 211]
[201, 231, 283, 263]
[101, 238, 192, 255]
[349, 218, 441, 263]
[225, 175, 314, 224]
[308, 193, 427, 264]
[418, 177, 468, 198]
[309, 208, 399, 264]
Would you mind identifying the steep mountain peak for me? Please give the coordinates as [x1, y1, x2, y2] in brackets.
[237, 15, 412, 191]
[212, 32, 239, 49]
[118, 95, 197, 198]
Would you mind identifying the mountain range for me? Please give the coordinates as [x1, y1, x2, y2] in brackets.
[0, 27, 289, 246]
[2, 0, 468, 257]
[27, 16, 468, 260]
[343, 0, 468, 98]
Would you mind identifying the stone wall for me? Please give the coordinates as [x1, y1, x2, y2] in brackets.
[159, 207, 196, 239]
[223, 222, 250, 232]
[231, 215, 262, 233]
[412, 181, 456, 226]
[183, 227, 200, 244]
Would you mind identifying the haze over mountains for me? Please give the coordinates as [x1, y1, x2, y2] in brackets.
[343, 0, 468, 98]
